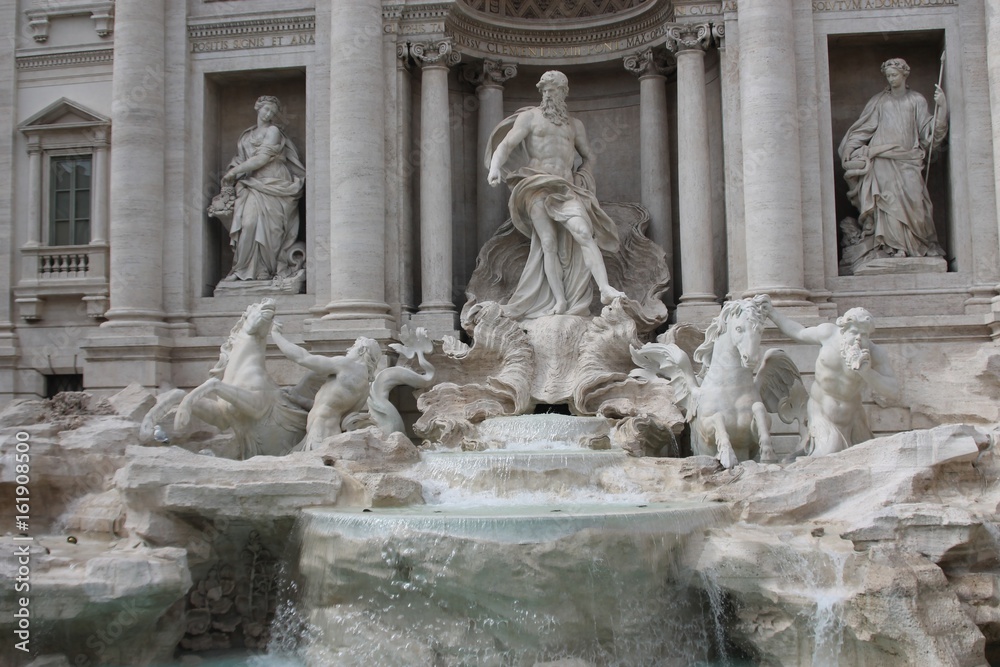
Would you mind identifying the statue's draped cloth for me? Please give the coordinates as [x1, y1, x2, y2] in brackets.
[838, 89, 945, 257]
[229, 128, 305, 280]
[487, 109, 620, 320]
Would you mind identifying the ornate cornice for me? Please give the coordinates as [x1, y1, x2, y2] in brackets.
[665, 23, 711, 54]
[623, 47, 673, 77]
[411, 39, 462, 68]
[187, 13, 316, 53]
[188, 14, 314, 39]
[16, 47, 113, 70]
[446, 0, 674, 65]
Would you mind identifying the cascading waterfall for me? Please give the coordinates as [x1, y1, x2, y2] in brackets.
[271, 415, 738, 666]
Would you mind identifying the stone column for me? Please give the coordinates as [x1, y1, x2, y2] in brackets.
[25, 139, 41, 247]
[90, 129, 109, 246]
[412, 39, 460, 338]
[623, 48, 674, 304]
[315, 0, 394, 344]
[467, 58, 517, 249]
[667, 24, 719, 323]
[738, 0, 811, 309]
[987, 0, 1000, 322]
[102, 0, 167, 327]
[714, 20, 747, 300]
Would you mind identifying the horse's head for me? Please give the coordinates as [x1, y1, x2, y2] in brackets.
[242, 298, 277, 338]
[696, 297, 766, 372]
[723, 297, 767, 369]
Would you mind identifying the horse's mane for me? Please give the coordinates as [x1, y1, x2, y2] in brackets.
[692, 297, 765, 376]
[209, 300, 271, 379]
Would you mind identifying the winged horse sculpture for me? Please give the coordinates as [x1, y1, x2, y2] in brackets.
[140, 299, 308, 458]
[631, 295, 804, 469]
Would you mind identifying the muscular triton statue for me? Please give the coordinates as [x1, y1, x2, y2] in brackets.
[486, 70, 625, 320]
[271, 323, 382, 450]
[764, 303, 899, 457]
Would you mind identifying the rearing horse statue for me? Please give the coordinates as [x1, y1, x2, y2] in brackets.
[141, 299, 308, 459]
[631, 296, 803, 469]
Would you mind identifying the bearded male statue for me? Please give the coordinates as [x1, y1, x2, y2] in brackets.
[485, 70, 625, 320]
[763, 301, 899, 456]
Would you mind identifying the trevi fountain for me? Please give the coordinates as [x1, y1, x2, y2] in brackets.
[2, 1, 1000, 666]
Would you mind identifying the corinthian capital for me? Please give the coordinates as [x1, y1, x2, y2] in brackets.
[665, 23, 712, 54]
[411, 39, 462, 69]
[623, 48, 674, 78]
[463, 58, 518, 88]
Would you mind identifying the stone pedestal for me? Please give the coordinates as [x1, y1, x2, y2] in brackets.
[853, 257, 948, 276]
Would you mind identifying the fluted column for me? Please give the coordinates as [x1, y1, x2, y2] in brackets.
[467, 58, 517, 249]
[667, 24, 719, 323]
[623, 48, 674, 305]
[412, 39, 460, 337]
[102, 0, 166, 326]
[739, 0, 810, 308]
[318, 0, 393, 340]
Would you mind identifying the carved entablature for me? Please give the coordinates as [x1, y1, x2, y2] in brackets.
[673, 1, 736, 19]
[447, 0, 675, 66]
[187, 12, 315, 55]
[812, 0, 955, 12]
[385, 2, 451, 39]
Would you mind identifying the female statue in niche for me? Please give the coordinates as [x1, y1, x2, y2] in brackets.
[839, 57, 947, 260]
[214, 95, 305, 282]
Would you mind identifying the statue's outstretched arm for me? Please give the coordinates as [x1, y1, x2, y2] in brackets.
[272, 328, 345, 376]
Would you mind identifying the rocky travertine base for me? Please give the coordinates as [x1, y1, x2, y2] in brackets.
[622, 424, 1000, 666]
[1, 388, 998, 665]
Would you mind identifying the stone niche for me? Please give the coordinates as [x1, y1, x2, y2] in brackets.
[827, 30, 950, 276]
[201, 69, 307, 295]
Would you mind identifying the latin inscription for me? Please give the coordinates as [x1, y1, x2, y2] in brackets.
[676, 1, 737, 16]
[191, 32, 315, 53]
[812, 0, 955, 10]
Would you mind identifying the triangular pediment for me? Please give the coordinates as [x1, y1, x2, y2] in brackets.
[19, 98, 109, 133]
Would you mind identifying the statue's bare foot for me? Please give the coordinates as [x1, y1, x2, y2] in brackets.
[600, 286, 626, 304]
